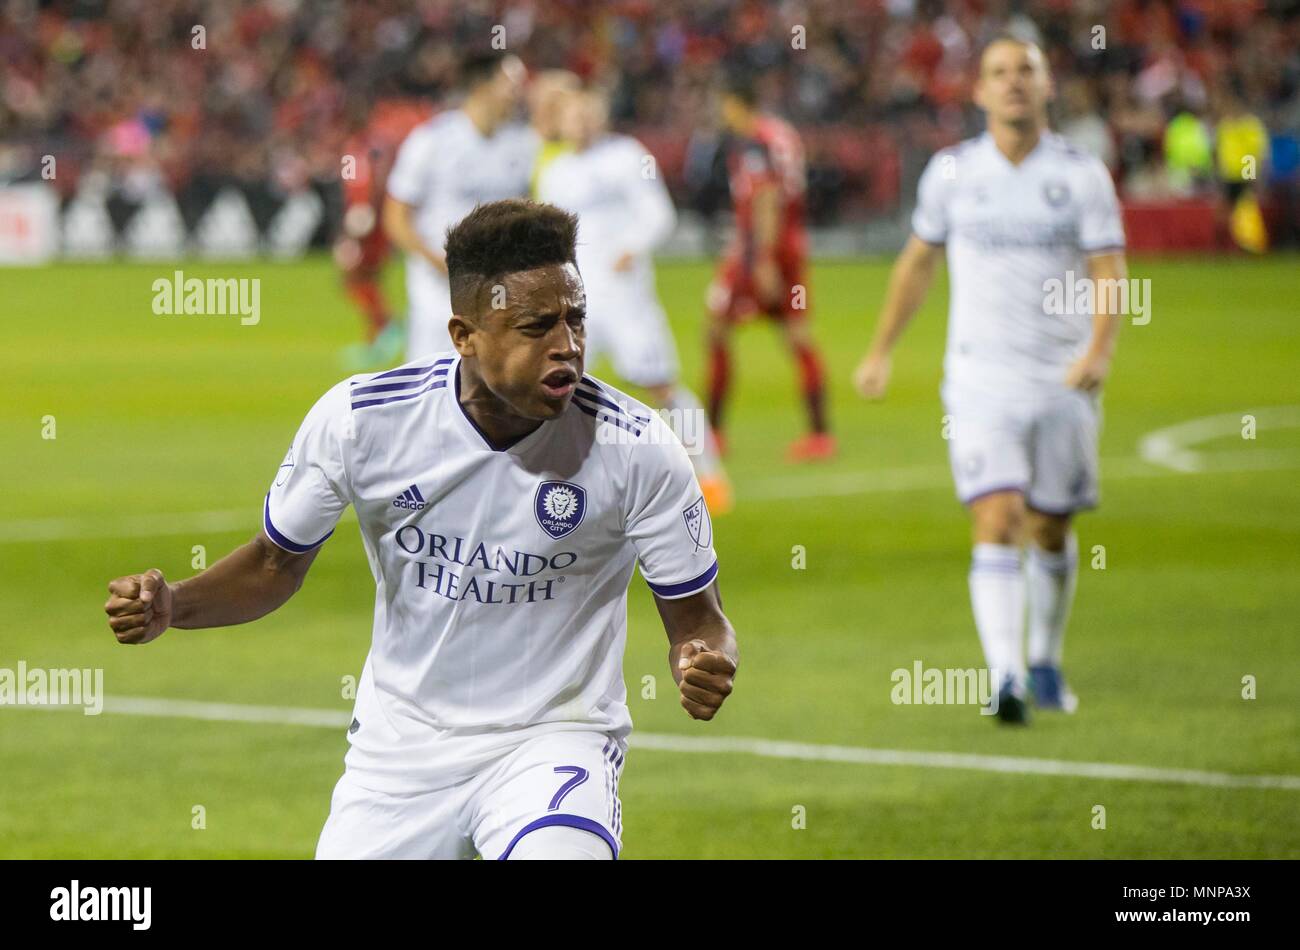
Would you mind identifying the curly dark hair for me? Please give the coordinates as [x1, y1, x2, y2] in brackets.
[445, 200, 579, 315]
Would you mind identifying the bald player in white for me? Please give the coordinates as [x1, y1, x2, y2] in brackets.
[853, 36, 1129, 722]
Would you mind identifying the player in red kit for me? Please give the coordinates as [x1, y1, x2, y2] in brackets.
[334, 100, 426, 370]
[706, 74, 834, 462]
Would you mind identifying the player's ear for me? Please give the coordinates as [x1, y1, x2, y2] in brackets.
[448, 315, 476, 356]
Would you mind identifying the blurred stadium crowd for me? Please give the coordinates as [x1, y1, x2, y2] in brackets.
[1, 0, 1297, 240]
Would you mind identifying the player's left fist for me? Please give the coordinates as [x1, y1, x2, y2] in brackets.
[675, 639, 737, 721]
[1065, 349, 1111, 393]
[104, 569, 173, 645]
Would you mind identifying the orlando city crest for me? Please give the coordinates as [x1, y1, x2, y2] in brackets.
[1042, 180, 1071, 208]
[535, 480, 587, 540]
[682, 496, 712, 553]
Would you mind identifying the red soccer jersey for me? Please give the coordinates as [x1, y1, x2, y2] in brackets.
[727, 114, 807, 261]
[342, 129, 396, 211]
[342, 102, 432, 210]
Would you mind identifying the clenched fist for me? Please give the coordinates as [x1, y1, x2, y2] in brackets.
[675, 639, 737, 721]
[104, 569, 173, 644]
[853, 351, 891, 400]
[1064, 349, 1111, 393]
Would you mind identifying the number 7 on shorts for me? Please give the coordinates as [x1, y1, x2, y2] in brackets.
[548, 766, 588, 811]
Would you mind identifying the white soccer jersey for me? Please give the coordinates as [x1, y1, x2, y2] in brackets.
[387, 111, 538, 357]
[536, 134, 680, 386]
[387, 109, 538, 255]
[912, 131, 1126, 395]
[263, 354, 717, 792]
[535, 134, 676, 298]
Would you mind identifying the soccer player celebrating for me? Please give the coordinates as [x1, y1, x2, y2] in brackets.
[537, 87, 733, 514]
[104, 200, 739, 859]
[383, 52, 538, 360]
[708, 74, 833, 462]
[852, 37, 1128, 723]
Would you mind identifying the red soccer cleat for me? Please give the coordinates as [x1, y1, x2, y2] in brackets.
[786, 432, 837, 463]
[699, 473, 734, 516]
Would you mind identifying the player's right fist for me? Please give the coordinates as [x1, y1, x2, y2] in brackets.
[104, 569, 173, 645]
[853, 351, 891, 400]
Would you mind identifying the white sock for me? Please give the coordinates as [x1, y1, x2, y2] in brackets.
[662, 385, 721, 478]
[969, 543, 1026, 693]
[506, 824, 614, 860]
[1026, 533, 1078, 668]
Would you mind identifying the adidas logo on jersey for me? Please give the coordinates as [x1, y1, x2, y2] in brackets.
[393, 485, 427, 511]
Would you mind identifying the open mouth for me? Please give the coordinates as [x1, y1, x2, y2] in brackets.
[540, 367, 577, 399]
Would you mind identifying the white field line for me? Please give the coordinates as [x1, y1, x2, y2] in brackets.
[22, 694, 1300, 792]
[1138, 405, 1300, 473]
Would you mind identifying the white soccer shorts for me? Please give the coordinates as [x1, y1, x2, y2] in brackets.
[941, 381, 1101, 515]
[315, 729, 626, 860]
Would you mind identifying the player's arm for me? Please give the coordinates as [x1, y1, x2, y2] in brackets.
[625, 410, 733, 720]
[381, 195, 446, 274]
[104, 531, 321, 644]
[1068, 158, 1128, 392]
[853, 235, 944, 399]
[653, 582, 738, 721]
[107, 381, 353, 644]
[382, 125, 446, 273]
[1066, 250, 1127, 392]
[613, 145, 677, 271]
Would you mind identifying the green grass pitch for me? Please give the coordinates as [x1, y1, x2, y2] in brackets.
[2, 254, 1298, 858]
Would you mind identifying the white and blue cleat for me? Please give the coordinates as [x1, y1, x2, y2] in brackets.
[1028, 664, 1079, 713]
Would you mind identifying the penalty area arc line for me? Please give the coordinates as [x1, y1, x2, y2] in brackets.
[1138, 405, 1300, 473]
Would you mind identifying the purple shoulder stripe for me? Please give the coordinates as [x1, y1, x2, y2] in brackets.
[351, 378, 447, 410]
[364, 356, 455, 382]
[350, 363, 451, 398]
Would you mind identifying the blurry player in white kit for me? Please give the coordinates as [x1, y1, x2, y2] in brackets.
[537, 87, 732, 513]
[383, 52, 538, 360]
[853, 37, 1129, 723]
[104, 200, 739, 859]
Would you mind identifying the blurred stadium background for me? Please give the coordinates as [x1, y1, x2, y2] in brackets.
[1, 0, 1298, 858]
[3, 0, 1299, 256]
